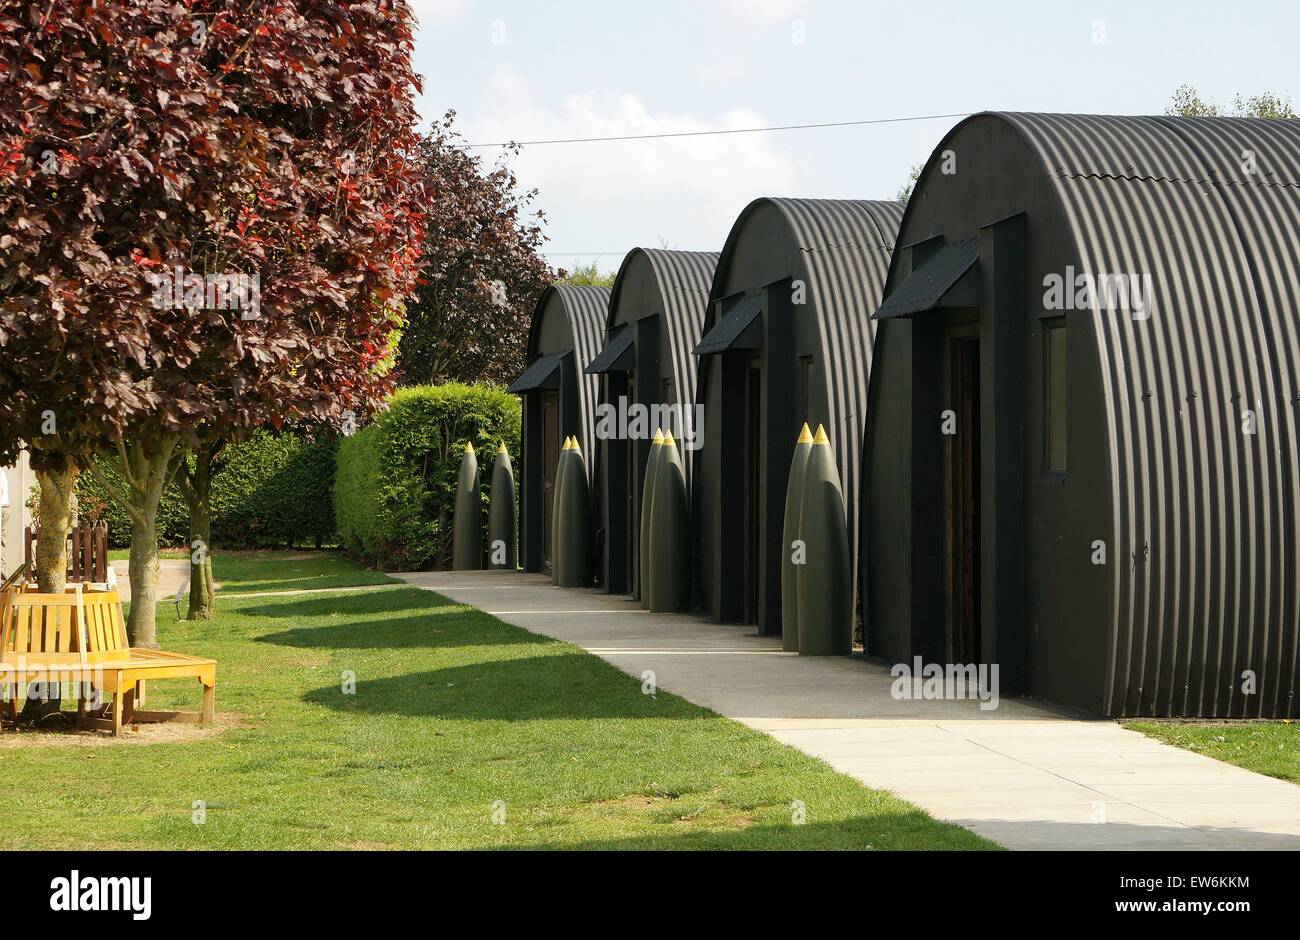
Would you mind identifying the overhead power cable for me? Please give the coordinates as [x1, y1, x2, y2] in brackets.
[466, 111, 971, 149]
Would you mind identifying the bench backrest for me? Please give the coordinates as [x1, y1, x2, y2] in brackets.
[81, 590, 130, 662]
[0, 587, 129, 667]
[0, 588, 86, 667]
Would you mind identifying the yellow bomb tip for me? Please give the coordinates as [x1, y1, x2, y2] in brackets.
[796, 423, 814, 445]
[652, 428, 665, 445]
[498, 441, 508, 454]
[563, 436, 574, 450]
[663, 430, 675, 446]
[813, 424, 830, 445]
[464, 441, 475, 454]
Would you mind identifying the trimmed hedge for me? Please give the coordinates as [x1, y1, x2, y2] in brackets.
[335, 383, 521, 570]
[77, 430, 338, 549]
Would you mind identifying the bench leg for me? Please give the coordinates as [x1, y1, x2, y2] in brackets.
[201, 682, 215, 723]
[136, 680, 146, 706]
[111, 690, 123, 736]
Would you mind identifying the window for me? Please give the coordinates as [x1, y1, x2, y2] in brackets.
[1045, 320, 1067, 472]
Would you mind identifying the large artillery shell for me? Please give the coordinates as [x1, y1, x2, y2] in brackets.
[796, 425, 852, 655]
[556, 439, 593, 587]
[781, 423, 814, 652]
[452, 441, 482, 570]
[551, 437, 572, 583]
[639, 429, 665, 607]
[488, 442, 517, 570]
[647, 432, 689, 612]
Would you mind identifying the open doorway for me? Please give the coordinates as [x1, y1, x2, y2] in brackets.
[945, 331, 981, 664]
[542, 391, 560, 572]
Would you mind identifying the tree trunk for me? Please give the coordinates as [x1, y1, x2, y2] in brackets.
[127, 504, 161, 648]
[33, 465, 77, 593]
[24, 464, 78, 722]
[186, 495, 214, 621]
[177, 442, 217, 621]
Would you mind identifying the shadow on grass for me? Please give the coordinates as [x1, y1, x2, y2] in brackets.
[217, 575, 395, 595]
[255, 609, 548, 650]
[236, 588, 457, 621]
[519, 815, 979, 851]
[304, 653, 688, 721]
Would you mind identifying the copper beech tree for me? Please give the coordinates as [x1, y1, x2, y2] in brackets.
[398, 113, 554, 387]
[0, 1, 424, 640]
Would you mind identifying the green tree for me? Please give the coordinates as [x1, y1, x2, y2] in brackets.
[561, 261, 616, 287]
[896, 161, 924, 205]
[1167, 84, 1297, 118]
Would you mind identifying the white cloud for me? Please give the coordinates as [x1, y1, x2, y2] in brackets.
[457, 67, 804, 261]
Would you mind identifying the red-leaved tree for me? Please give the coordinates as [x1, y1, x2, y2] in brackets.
[398, 112, 554, 387]
[0, 1, 424, 641]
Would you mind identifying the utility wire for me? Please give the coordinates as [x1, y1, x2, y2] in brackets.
[466, 111, 971, 149]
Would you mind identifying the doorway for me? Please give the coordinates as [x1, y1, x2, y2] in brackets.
[742, 363, 762, 625]
[542, 391, 560, 572]
[945, 332, 981, 664]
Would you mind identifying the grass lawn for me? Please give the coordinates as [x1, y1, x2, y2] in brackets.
[211, 552, 398, 594]
[0, 556, 994, 850]
[1127, 721, 1300, 785]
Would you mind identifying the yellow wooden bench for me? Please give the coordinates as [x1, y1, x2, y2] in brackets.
[1, 586, 216, 736]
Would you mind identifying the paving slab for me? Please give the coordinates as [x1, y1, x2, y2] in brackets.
[396, 569, 1300, 851]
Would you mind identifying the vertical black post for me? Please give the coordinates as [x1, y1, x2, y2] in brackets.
[521, 393, 544, 572]
[716, 351, 747, 623]
[979, 213, 1027, 693]
[599, 371, 630, 593]
[760, 282, 795, 636]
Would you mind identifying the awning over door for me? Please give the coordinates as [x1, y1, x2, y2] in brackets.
[692, 294, 762, 355]
[584, 324, 635, 374]
[871, 237, 979, 320]
[507, 352, 564, 393]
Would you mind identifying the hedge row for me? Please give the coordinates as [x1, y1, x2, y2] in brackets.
[77, 430, 338, 549]
[335, 383, 520, 571]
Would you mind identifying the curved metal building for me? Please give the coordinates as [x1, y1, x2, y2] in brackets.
[587, 249, 718, 595]
[509, 284, 610, 574]
[862, 112, 1300, 717]
[694, 197, 902, 634]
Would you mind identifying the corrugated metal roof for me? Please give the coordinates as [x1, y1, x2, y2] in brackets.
[526, 284, 611, 471]
[612, 248, 719, 405]
[704, 197, 903, 564]
[872, 237, 979, 320]
[996, 112, 1300, 717]
[607, 248, 719, 484]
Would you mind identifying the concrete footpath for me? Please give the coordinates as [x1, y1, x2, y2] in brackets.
[396, 570, 1300, 851]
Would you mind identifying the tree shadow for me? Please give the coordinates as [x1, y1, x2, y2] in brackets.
[256, 608, 546, 650]
[516, 814, 976, 851]
[303, 653, 691, 721]
[235, 587, 459, 621]
[518, 816, 1300, 850]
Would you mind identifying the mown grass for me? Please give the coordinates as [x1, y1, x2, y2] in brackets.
[0, 556, 995, 850]
[1127, 721, 1300, 785]
[211, 552, 397, 594]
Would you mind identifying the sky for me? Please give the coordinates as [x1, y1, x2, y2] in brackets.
[408, 0, 1299, 272]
